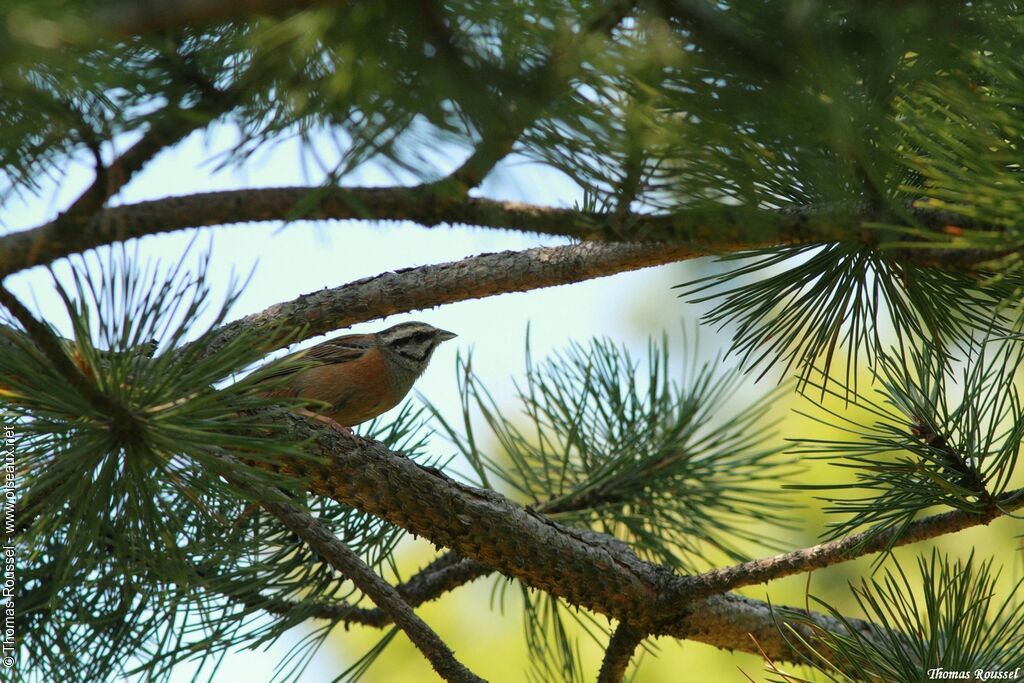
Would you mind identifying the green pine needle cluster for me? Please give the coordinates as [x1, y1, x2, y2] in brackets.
[430, 335, 795, 573]
[424, 335, 799, 680]
[773, 551, 1024, 682]
[793, 339, 1024, 548]
[681, 243, 1023, 392]
[6, 246, 433, 682]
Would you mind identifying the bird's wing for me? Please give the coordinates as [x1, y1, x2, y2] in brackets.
[257, 337, 371, 382]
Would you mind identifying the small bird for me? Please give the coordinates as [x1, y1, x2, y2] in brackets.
[259, 321, 456, 430]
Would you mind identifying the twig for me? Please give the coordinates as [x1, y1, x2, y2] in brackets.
[430, 0, 638, 193]
[51, 47, 250, 240]
[219, 554, 490, 627]
[676, 485, 1024, 601]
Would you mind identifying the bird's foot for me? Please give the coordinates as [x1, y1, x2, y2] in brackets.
[300, 409, 358, 441]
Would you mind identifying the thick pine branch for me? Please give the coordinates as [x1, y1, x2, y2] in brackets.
[203, 241, 697, 357]
[244, 486, 1024, 633]
[2, 187, 1004, 279]
[666, 592, 886, 661]
[0, 241, 695, 366]
[261, 419, 669, 626]
[238, 416, 953, 662]
[235, 447, 658, 628]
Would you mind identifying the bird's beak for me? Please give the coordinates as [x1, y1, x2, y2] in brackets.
[436, 329, 457, 342]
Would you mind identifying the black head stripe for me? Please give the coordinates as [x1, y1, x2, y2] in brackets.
[393, 336, 433, 363]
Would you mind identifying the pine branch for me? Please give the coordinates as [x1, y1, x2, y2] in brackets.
[596, 623, 643, 683]
[250, 482, 485, 683]
[779, 550, 1024, 680]
[55, 72, 240, 230]
[0, 187, 709, 278]
[0, 242, 695, 377]
[56, 106, 194, 225]
[227, 558, 899, 666]
[240, 415, 903, 656]
[233, 441, 677, 629]
[241, 453, 659, 629]
[259, 418, 666, 626]
[3, 186, 1008, 279]
[666, 592, 891, 664]
[238, 412, 1024, 664]
[14, 391, 932, 666]
[29, 42, 274, 261]
[219, 421, 1024, 639]
[251, 427, 719, 629]
[221, 554, 490, 627]
[677, 486, 1023, 601]
[202, 241, 697, 358]
[7, 242, 693, 535]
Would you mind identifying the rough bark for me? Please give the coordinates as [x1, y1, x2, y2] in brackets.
[250, 415, 1001, 662]
[202, 241, 699, 356]
[597, 623, 644, 683]
[2, 186, 999, 279]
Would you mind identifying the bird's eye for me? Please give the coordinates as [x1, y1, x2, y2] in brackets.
[412, 332, 430, 342]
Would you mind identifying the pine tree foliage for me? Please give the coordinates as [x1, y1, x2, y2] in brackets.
[4, 247, 434, 681]
[771, 551, 1024, 682]
[680, 243, 1022, 390]
[795, 340, 1024, 547]
[2, 1, 1024, 681]
[430, 338, 793, 680]
[432, 337, 792, 571]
